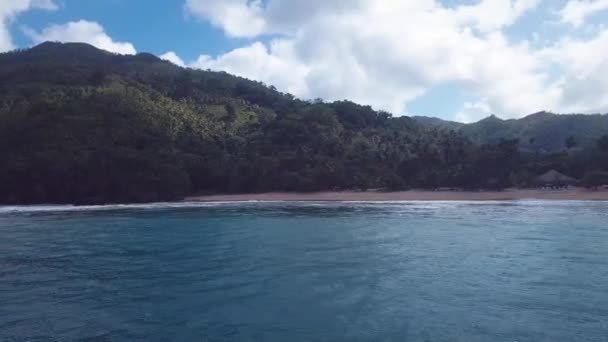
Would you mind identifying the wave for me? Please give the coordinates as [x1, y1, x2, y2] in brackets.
[0, 199, 604, 215]
[0, 201, 242, 214]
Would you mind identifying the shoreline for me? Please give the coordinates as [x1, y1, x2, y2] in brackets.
[186, 188, 608, 202]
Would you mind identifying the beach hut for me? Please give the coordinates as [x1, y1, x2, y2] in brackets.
[535, 169, 577, 188]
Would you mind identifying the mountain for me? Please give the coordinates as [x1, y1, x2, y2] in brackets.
[0, 42, 470, 204]
[413, 112, 608, 152]
[1, 42, 607, 204]
[410, 116, 464, 130]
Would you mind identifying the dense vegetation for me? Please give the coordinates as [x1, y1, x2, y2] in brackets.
[1, 42, 607, 204]
[414, 112, 608, 153]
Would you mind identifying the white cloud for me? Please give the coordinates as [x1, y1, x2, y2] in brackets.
[191, 41, 311, 97]
[181, 0, 554, 117]
[184, 0, 538, 37]
[0, 0, 57, 52]
[184, 0, 370, 38]
[541, 29, 608, 113]
[160, 51, 186, 67]
[178, 0, 608, 119]
[560, 0, 608, 27]
[453, 0, 541, 32]
[24, 20, 136, 55]
[455, 101, 493, 123]
[184, 0, 266, 37]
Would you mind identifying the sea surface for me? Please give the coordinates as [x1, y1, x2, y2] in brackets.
[1, 201, 607, 341]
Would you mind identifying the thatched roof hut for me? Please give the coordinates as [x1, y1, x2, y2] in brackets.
[535, 169, 577, 186]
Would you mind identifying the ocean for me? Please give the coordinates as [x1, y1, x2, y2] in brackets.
[1, 201, 607, 341]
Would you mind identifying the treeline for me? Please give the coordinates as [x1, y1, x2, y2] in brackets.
[430, 112, 608, 153]
[0, 42, 607, 204]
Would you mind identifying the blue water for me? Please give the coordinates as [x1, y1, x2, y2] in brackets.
[1, 201, 607, 341]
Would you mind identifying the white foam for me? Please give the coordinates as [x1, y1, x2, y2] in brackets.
[0, 199, 604, 215]
[0, 201, 236, 214]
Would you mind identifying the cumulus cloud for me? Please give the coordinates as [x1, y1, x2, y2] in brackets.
[179, 0, 608, 119]
[541, 29, 608, 113]
[184, 0, 538, 37]
[160, 51, 186, 67]
[181, 0, 553, 116]
[184, 0, 371, 38]
[560, 0, 608, 27]
[455, 101, 493, 123]
[24, 20, 136, 54]
[191, 41, 312, 101]
[184, 0, 266, 37]
[453, 0, 541, 32]
[0, 0, 57, 52]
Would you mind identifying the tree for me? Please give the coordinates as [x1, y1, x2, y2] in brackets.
[582, 171, 608, 190]
[1, 42, 606, 204]
[565, 136, 577, 149]
[598, 135, 608, 152]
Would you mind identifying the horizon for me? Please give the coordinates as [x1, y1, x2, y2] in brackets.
[2, 0, 608, 121]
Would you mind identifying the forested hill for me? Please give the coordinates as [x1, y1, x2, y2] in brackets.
[413, 112, 608, 153]
[410, 116, 464, 131]
[1, 42, 607, 204]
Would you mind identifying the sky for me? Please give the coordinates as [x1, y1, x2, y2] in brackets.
[1, 0, 608, 122]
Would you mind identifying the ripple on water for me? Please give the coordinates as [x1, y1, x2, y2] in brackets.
[1, 200, 608, 341]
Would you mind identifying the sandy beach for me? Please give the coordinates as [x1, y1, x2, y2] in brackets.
[187, 188, 608, 202]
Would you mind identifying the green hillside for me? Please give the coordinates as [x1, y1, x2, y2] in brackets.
[410, 116, 464, 131]
[1, 42, 607, 204]
[413, 112, 608, 153]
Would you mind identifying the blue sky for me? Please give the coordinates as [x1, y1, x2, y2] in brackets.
[12, 0, 247, 59]
[2, 0, 608, 122]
